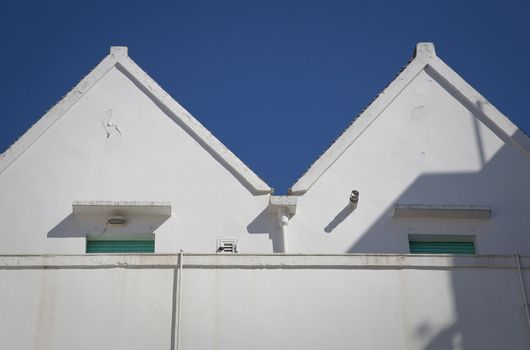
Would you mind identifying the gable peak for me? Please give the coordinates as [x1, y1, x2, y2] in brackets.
[414, 42, 436, 59]
[110, 46, 128, 57]
[0, 44, 271, 194]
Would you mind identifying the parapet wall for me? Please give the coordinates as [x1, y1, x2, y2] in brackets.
[1, 254, 529, 349]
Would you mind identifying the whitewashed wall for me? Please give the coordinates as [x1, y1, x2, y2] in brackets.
[1, 45, 529, 256]
[0, 65, 277, 254]
[0, 254, 529, 350]
[288, 66, 530, 254]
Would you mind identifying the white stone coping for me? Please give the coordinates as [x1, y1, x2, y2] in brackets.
[393, 204, 492, 219]
[269, 196, 297, 215]
[1, 254, 528, 269]
[72, 200, 172, 216]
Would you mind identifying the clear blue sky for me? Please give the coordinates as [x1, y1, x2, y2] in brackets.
[1, 0, 529, 193]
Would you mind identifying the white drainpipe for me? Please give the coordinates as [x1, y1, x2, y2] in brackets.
[176, 250, 184, 350]
[278, 207, 290, 253]
[515, 252, 530, 337]
[269, 196, 297, 253]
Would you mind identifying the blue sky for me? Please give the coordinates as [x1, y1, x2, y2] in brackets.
[1, 0, 529, 193]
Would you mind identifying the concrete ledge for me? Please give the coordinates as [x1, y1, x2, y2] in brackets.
[269, 196, 297, 215]
[73, 200, 172, 216]
[0, 254, 528, 270]
[394, 204, 492, 219]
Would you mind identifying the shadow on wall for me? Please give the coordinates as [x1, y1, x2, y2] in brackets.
[406, 264, 529, 350]
[346, 126, 530, 254]
[329, 146, 530, 348]
[340, 94, 530, 254]
[246, 207, 283, 252]
[324, 205, 354, 233]
[336, 106, 530, 347]
[346, 145, 529, 254]
[48, 214, 170, 239]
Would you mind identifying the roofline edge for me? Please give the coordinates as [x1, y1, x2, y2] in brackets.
[0, 46, 272, 195]
[289, 42, 530, 194]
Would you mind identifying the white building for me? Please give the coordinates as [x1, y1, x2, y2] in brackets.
[1, 43, 529, 349]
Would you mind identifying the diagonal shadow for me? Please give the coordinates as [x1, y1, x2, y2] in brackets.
[324, 205, 354, 233]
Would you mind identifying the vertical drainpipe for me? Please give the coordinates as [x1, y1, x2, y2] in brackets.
[278, 207, 290, 253]
[176, 250, 184, 350]
[269, 196, 297, 253]
[515, 252, 530, 339]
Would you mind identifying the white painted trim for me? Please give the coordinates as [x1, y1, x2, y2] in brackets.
[0, 47, 271, 195]
[289, 45, 429, 194]
[72, 201, 172, 216]
[393, 204, 492, 219]
[0, 55, 118, 174]
[290, 42, 530, 194]
[1, 253, 529, 269]
[269, 195, 297, 215]
[426, 57, 530, 157]
[114, 57, 271, 194]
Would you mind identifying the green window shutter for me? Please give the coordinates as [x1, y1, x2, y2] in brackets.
[409, 241, 475, 254]
[86, 240, 155, 253]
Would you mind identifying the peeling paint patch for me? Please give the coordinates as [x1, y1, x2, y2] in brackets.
[101, 109, 122, 156]
[106, 121, 122, 136]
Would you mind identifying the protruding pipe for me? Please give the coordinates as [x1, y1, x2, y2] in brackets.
[350, 190, 359, 210]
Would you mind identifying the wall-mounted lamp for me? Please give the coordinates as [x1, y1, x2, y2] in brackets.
[108, 216, 126, 226]
[350, 190, 359, 210]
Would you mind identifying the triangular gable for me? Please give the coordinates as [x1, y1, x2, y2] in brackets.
[0, 47, 271, 195]
[289, 42, 530, 195]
